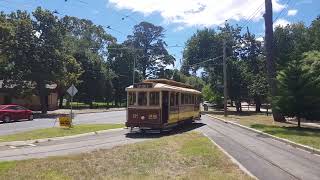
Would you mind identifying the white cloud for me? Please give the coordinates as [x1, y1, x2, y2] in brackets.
[273, 18, 290, 29]
[108, 0, 285, 27]
[256, 37, 264, 42]
[287, 9, 298, 16]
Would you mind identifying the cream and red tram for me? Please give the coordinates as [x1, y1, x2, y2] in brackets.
[126, 79, 201, 130]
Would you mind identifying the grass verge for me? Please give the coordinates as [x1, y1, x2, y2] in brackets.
[251, 124, 320, 149]
[207, 110, 320, 150]
[0, 132, 252, 180]
[0, 124, 124, 143]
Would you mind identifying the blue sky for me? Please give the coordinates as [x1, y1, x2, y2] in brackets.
[1, 0, 319, 69]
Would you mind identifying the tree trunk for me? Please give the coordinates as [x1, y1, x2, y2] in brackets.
[264, 0, 285, 122]
[142, 67, 147, 79]
[236, 100, 242, 112]
[255, 96, 261, 112]
[297, 117, 301, 128]
[37, 81, 47, 114]
[115, 96, 119, 107]
[59, 94, 64, 109]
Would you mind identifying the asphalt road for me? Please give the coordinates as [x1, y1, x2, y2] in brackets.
[199, 115, 320, 180]
[0, 129, 148, 161]
[1, 111, 320, 180]
[0, 111, 126, 136]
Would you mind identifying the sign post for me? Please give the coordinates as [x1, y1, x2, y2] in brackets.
[67, 84, 78, 125]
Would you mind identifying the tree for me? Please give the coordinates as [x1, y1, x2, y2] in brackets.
[275, 60, 320, 127]
[0, 8, 66, 113]
[238, 29, 268, 112]
[75, 50, 114, 108]
[107, 43, 136, 106]
[308, 16, 320, 51]
[301, 51, 320, 120]
[125, 22, 174, 79]
[61, 16, 116, 107]
[202, 84, 223, 107]
[56, 55, 83, 108]
[274, 23, 309, 70]
[227, 60, 248, 112]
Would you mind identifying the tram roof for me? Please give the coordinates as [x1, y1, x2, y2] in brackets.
[126, 83, 201, 94]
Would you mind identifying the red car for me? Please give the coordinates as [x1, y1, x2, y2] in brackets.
[0, 105, 34, 123]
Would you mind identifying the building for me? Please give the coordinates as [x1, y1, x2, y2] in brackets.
[0, 81, 58, 111]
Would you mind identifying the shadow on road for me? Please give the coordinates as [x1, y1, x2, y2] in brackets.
[125, 122, 205, 139]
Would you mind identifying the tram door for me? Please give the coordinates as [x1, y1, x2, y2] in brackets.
[162, 91, 169, 123]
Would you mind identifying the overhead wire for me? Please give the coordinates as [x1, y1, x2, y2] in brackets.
[181, 2, 266, 69]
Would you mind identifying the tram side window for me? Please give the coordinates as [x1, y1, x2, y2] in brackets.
[192, 95, 195, 104]
[138, 92, 147, 106]
[181, 93, 185, 105]
[175, 93, 179, 106]
[186, 94, 190, 104]
[129, 92, 136, 106]
[149, 92, 159, 106]
[170, 92, 175, 107]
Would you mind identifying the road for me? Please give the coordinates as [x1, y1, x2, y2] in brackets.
[0, 111, 320, 180]
[0, 111, 126, 136]
[0, 129, 148, 161]
[0, 123, 201, 161]
[200, 115, 320, 180]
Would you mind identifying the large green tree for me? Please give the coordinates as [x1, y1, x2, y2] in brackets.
[275, 60, 320, 127]
[61, 16, 116, 107]
[237, 29, 268, 112]
[125, 22, 175, 79]
[0, 8, 66, 113]
[107, 43, 136, 106]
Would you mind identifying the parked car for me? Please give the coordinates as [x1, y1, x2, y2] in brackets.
[203, 101, 215, 107]
[0, 105, 33, 123]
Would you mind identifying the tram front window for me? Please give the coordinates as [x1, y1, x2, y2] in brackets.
[138, 92, 147, 106]
[149, 92, 160, 106]
[128, 92, 136, 106]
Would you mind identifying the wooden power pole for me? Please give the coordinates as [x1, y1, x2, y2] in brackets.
[264, 0, 285, 122]
[223, 40, 228, 117]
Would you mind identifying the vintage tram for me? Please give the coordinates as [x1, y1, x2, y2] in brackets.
[126, 79, 201, 130]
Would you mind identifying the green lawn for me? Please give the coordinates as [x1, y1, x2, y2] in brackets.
[0, 132, 252, 180]
[251, 124, 320, 149]
[207, 110, 320, 150]
[0, 124, 124, 142]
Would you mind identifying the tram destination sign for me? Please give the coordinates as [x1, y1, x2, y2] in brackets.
[134, 83, 153, 89]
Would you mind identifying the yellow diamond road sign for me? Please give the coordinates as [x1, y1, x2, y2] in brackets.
[67, 84, 78, 97]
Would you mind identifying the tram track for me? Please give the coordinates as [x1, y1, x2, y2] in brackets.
[204, 121, 300, 179]
[205, 116, 320, 165]
[202, 115, 320, 180]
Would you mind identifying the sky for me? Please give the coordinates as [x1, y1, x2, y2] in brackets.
[0, 0, 319, 69]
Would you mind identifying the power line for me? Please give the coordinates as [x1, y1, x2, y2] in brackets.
[187, 56, 223, 68]
[104, 25, 127, 36]
[274, 0, 292, 23]
[240, 1, 265, 29]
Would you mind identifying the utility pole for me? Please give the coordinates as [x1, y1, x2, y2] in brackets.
[264, 0, 285, 121]
[132, 54, 136, 85]
[223, 40, 228, 117]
